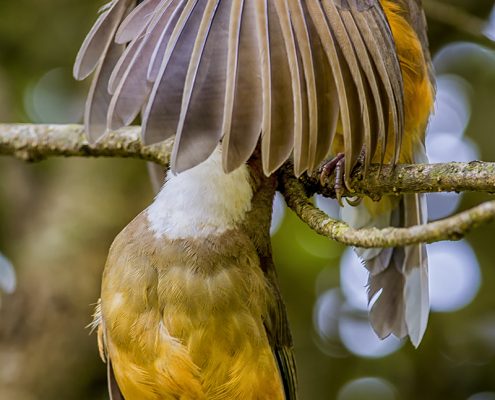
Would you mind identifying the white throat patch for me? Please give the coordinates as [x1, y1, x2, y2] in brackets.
[146, 148, 253, 240]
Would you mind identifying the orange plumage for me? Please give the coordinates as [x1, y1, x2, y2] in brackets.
[381, 0, 434, 162]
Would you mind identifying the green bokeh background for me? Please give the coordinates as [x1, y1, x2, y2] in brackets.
[1, 1, 495, 399]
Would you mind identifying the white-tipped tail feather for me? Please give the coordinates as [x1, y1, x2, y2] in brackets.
[342, 193, 429, 347]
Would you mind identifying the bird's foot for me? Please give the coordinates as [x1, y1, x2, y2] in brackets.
[319, 153, 363, 207]
[319, 153, 346, 206]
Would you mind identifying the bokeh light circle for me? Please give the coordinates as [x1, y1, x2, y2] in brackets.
[337, 377, 397, 400]
[426, 133, 479, 164]
[468, 393, 495, 400]
[427, 75, 471, 139]
[314, 289, 342, 341]
[24, 68, 84, 123]
[428, 240, 481, 312]
[338, 310, 404, 358]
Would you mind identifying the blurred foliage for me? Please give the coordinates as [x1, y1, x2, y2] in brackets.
[0, 1, 495, 399]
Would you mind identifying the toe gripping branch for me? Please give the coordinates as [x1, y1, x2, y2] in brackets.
[319, 153, 363, 206]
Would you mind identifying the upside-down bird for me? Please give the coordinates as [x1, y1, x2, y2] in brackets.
[74, 0, 434, 398]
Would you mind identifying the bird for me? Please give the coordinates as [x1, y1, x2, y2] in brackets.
[74, 0, 434, 398]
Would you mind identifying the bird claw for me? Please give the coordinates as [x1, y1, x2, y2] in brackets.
[319, 153, 346, 206]
[319, 153, 345, 187]
[319, 152, 364, 207]
[345, 196, 362, 207]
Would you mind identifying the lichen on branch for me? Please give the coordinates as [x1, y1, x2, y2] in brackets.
[0, 123, 172, 165]
[279, 164, 495, 248]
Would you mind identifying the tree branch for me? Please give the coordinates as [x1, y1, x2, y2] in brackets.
[1, 123, 494, 248]
[2, 124, 494, 196]
[302, 161, 495, 200]
[0, 123, 173, 165]
[279, 164, 495, 248]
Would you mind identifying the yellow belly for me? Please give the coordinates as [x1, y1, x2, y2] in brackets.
[103, 298, 285, 400]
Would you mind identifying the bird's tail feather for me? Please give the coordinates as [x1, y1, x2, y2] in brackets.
[342, 140, 429, 346]
[342, 193, 429, 347]
[341, 173, 429, 347]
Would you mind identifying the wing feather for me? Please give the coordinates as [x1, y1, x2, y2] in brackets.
[301, 1, 339, 172]
[84, 40, 125, 142]
[288, 0, 318, 176]
[115, 0, 162, 44]
[368, 6, 405, 164]
[292, 43, 311, 177]
[108, 28, 147, 95]
[275, 347, 298, 400]
[141, 0, 201, 145]
[76, 0, 406, 176]
[261, 0, 300, 175]
[321, 1, 371, 184]
[305, 0, 354, 175]
[74, 0, 132, 80]
[263, 258, 298, 400]
[147, 0, 185, 82]
[253, 0, 273, 175]
[108, 5, 176, 129]
[340, 9, 384, 172]
[351, 9, 396, 164]
[172, 0, 231, 172]
[221, 0, 264, 173]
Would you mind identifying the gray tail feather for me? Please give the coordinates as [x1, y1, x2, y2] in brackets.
[341, 193, 429, 347]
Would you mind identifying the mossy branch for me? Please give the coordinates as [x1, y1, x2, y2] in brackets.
[0, 123, 173, 165]
[302, 161, 495, 199]
[1, 123, 494, 248]
[279, 164, 495, 248]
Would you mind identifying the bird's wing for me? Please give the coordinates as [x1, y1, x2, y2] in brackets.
[107, 361, 125, 400]
[75, 0, 404, 176]
[261, 259, 298, 400]
[74, 0, 136, 141]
